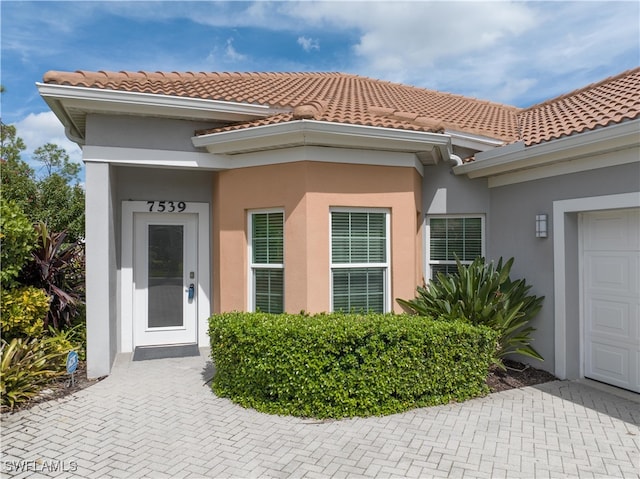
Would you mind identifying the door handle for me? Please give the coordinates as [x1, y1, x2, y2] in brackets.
[188, 284, 195, 300]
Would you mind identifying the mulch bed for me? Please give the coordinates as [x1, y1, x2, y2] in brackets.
[487, 359, 557, 393]
[3, 359, 556, 414]
[1, 362, 103, 415]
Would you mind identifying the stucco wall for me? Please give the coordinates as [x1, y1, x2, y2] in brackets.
[423, 161, 490, 216]
[85, 115, 215, 152]
[488, 159, 640, 374]
[421, 161, 492, 283]
[213, 160, 422, 314]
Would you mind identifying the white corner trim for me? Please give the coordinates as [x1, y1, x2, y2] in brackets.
[552, 192, 640, 379]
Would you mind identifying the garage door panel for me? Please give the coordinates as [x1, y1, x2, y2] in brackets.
[584, 253, 638, 295]
[587, 342, 630, 389]
[582, 208, 639, 394]
[583, 209, 640, 250]
[588, 298, 629, 336]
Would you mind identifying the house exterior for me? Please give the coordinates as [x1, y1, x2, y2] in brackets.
[38, 68, 640, 392]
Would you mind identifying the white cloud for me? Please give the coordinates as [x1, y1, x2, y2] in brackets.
[277, 1, 639, 105]
[13, 112, 83, 173]
[225, 38, 248, 62]
[3, 0, 638, 112]
[297, 36, 320, 52]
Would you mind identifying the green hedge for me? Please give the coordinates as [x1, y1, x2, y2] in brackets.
[209, 312, 497, 419]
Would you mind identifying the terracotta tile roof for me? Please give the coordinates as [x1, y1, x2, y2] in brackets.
[43, 70, 519, 141]
[518, 67, 640, 146]
[43, 68, 640, 148]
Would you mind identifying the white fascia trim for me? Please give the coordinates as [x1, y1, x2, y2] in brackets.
[552, 192, 640, 380]
[83, 145, 234, 170]
[445, 129, 506, 152]
[82, 144, 425, 175]
[82, 146, 424, 176]
[192, 119, 453, 160]
[229, 145, 425, 176]
[488, 146, 639, 187]
[455, 119, 640, 179]
[37, 83, 288, 122]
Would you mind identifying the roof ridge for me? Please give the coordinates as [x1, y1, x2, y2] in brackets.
[520, 66, 640, 113]
[48, 70, 360, 80]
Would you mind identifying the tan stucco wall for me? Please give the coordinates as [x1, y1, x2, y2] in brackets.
[212, 160, 423, 313]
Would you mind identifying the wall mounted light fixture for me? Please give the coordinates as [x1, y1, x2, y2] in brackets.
[536, 214, 548, 238]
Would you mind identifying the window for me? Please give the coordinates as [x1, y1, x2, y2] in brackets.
[249, 210, 284, 313]
[427, 216, 484, 279]
[330, 209, 390, 313]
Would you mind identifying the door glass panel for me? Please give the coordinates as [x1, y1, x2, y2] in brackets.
[148, 225, 183, 328]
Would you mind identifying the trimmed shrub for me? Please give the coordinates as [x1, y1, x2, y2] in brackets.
[209, 312, 497, 419]
[0, 198, 36, 287]
[0, 286, 50, 340]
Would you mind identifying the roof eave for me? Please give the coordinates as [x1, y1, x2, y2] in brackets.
[192, 120, 455, 163]
[36, 82, 289, 143]
[454, 119, 640, 178]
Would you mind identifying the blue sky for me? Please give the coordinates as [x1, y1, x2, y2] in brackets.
[1, 0, 639, 170]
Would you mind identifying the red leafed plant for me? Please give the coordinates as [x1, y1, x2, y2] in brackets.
[19, 222, 85, 329]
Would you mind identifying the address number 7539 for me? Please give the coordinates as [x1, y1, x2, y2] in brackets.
[147, 201, 187, 213]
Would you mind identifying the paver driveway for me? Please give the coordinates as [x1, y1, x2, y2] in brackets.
[1, 350, 639, 478]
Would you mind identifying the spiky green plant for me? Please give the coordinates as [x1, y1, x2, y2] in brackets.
[397, 257, 544, 369]
[0, 337, 67, 410]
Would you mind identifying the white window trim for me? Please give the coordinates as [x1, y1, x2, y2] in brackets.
[552, 192, 640, 380]
[425, 214, 486, 282]
[121, 201, 210, 352]
[247, 208, 285, 312]
[329, 207, 391, 313]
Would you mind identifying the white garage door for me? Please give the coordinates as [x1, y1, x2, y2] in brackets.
[582, 208, 639, 393]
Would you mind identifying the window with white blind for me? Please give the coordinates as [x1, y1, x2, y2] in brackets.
[426, 215, 484, 279]
[249, 210, 284, 313]
[330, 209, 390, 313]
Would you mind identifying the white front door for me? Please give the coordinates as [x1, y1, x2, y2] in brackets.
[582, 208, 640, 393]
[134, 212, 198, 347]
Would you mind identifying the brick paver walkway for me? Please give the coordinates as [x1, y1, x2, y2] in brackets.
[2, 351, 639, 478]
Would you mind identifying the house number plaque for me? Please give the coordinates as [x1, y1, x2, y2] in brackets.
[147, 201, 187, 213]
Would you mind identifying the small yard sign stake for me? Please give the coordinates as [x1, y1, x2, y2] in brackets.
[66, 351, 79, 387]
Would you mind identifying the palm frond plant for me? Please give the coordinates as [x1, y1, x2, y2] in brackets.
[398, 257, 544, 369]
[18, 222, 85, 329]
